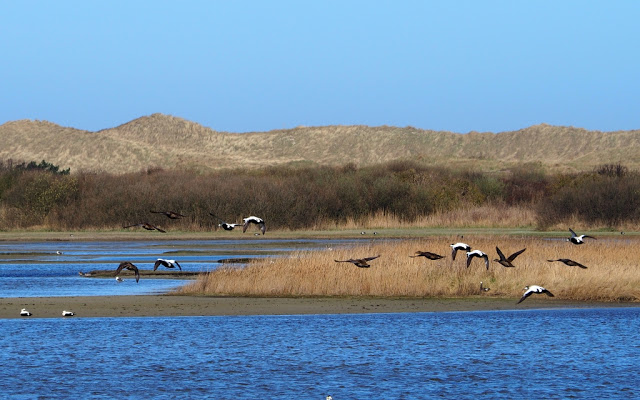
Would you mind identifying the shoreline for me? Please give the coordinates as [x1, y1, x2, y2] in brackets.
[1, 295, 637, 319]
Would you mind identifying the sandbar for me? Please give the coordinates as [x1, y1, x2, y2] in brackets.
[1, 295, 637, 319]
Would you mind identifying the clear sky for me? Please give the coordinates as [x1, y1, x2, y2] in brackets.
[1, 1, 638, 133]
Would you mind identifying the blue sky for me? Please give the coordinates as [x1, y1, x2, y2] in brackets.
[1, 1, 638, 133]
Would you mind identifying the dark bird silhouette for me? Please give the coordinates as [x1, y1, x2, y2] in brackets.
[466, 250, 489, 270]
[450, 242, 471, 261]
[153, 258, 182, 271]
[480, 281, 490, 292]
[410, 251, 445, 260]
[150, 210, 186, 219]
[123, 222, 166, 233]
[115, 261, 140, 283]
[517, 285, 554, 304]
[210, 213, 241, 230]
[243, 216, 266, 235]
[334, 255, 381, 268]
[568, 228, 596, 245]
[494, 247, 526, 268]
[547, 258, 588, 269]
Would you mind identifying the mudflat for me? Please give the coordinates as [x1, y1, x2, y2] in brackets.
[1, 295, 636, 319]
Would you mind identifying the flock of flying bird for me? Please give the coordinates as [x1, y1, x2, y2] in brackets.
[334, 228, 596, 304]
[19, 219, 594, 316]
[116, 211, 265, 283]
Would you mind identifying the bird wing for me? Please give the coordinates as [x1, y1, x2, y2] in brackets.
[115, 262, 132, 276]
[574, 261, 587, 269]
[466, 253, 473, 268]
[335, 259, 353, 263]
[153, 260, 163, 271]
[174, 261, 183, 271]
[451, 247, 458, 261]
[544, 289, 554, 297]
[242, 221, 249, 233]
[507, 248, 526, 262]
[362, 255, 381, 262]
[123, 223, 141, 229]
[132, 265, 140, 283]
[482, 254, 489, 270]
[569, 228, 577, 238]
[583, 235, 597, 240]
[517, 291, 533, 304]
[259, 222, 266, 234]
[154, 225, 167, 233]
[495, 246, 506, 261]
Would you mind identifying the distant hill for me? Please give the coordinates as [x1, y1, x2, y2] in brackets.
[1, 113, 638, 174]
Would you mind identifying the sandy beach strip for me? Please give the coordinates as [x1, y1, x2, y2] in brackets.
[1, 295, 637, 319]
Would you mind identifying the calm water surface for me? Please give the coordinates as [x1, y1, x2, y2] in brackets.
[1, 308, 638, 399]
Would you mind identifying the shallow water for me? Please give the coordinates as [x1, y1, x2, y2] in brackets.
[1, 308, 638, 399]
[0, 239, 361, 297]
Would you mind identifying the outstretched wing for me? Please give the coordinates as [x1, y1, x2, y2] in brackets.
[569, 228, 577, 238]
[153, 260, 163, 271]
[544, 289, 554, 297]
[583, 235, 597, 240]
[115, 262, 128, 275]
[482, 254, 489, 270]
[259, 222, 266, 235]
[466, 253, 473, 268]
[451, 247, 458, 261]
[495, 246, 506, 261]
[517, 291, 532, 304]
[153, 224, 167, 233]
[507, 248, 526, 262]
[132, 265, 140, 283]
[362, 255, 381, 262]
[174, 261, 183, 271]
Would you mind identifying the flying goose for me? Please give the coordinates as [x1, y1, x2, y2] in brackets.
[480, 281, 490, 292]
[243, 216, 266, 235]
[334, 255, 381, 268]
[123, 222, 166, 233]
[62, 310, 74, 317]
[410, 251, 445, 260]
[115, 261, 140, 283]
[209, 213, 241, 230]
[494, 247, 526, 268]
[153, 258, 182, 271]
[568, 228, 596, 245]
[517, 285, 554, 304]
[20, 308, 32, 317]
[547, 258, 588, 269]
[150, 210, 186, 219]
[450, 242, 471, 261]
[466, 250, 489, 270]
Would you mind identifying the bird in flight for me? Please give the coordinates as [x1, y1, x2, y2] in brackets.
[243, 216, 266, 235]
[153, 258, 182, 271]
[115, 261, 140, 283]
[410, 251, 444, 260]
[517, 285, 554, 304]
[547, 258, 588, 269]
[494, 247, 526, 268]
[567, 228, 596, 245]
[150, 210, 186, 219]
[123, 222, 166, 233]
[466, 250, 489, 270]
[210, 213, 241, 230]
[450, 242, 471, 261]
[334, 255, 381, 268]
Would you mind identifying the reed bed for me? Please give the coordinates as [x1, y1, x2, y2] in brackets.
[178, 236, 640, 302]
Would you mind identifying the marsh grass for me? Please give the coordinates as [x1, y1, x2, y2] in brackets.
[178, 236, 640, 302]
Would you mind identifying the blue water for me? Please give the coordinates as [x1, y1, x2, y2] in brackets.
[1, 308, 638, 399]
[0, 239, 359, 297]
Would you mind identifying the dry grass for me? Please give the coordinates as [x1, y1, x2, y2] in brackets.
[3, 114, 640, 174]
[178, 236, 640, 302]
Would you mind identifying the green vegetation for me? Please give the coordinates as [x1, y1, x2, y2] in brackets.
[0, 159, 638, 231]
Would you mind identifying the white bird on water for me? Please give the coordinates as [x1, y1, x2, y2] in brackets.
[20, 308, 32, 316]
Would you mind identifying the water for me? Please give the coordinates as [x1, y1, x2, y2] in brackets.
[1, 240, 638, 398]
[1, 308, 638, 399]
[0, 239, 360, 297]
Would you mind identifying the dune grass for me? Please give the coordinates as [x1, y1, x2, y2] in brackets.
[178, 235, 640, 302]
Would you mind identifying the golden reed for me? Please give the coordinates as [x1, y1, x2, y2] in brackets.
[178, 235, 640, 302]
